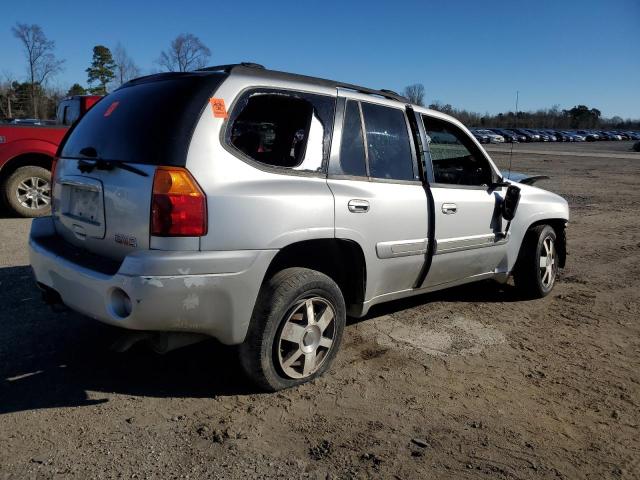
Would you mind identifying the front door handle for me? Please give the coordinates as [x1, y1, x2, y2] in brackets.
[348, 199, 370, 213]
[442, 203, 457, 214]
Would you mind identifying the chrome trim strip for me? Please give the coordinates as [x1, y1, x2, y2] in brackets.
[435, 232, 509, 254]
[376, 238, 428, 259]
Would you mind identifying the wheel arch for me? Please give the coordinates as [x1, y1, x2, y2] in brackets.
[264, 238, 367, 309]
[517, 218, 567, 269]
[0, 152, 53, 183]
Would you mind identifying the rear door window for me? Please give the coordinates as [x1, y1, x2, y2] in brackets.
[360, 102, 415, 181]
[332, 100, 367, 176]
[227, 89, 335, 173]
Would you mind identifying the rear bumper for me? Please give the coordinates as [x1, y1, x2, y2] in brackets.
[29, 217, 277, 345]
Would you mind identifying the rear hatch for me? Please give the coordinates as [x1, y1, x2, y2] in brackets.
[52, 72, 226, 262]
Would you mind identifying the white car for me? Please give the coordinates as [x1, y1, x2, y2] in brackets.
[475, 129, 505, 143]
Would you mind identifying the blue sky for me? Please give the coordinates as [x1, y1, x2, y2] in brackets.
[1, 0, 639, 118]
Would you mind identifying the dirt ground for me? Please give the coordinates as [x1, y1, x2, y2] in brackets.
[1, 141, 639, 479]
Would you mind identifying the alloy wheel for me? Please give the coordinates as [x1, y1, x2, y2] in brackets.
[276, 297, 336, 379]
[16, 176, 51, 210]
[539, 236, 557, 289]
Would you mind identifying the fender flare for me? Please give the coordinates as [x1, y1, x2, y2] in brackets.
[514, 216, 568, 271]
[0, 139, 58, 173]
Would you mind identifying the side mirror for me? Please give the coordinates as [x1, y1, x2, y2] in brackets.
[502, 185, 521, 221]
[489, 180, 510, 190]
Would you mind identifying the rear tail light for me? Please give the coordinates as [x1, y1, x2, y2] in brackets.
[151, 167, 207, 237]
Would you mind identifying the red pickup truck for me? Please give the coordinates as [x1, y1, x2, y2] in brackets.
[0, 95, 101, 217]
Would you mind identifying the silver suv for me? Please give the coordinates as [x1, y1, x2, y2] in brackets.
[29, 64, 568, 390]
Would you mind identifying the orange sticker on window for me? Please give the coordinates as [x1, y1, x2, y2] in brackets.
[209, 98, 228, 119]
[104, 101, 120, 117]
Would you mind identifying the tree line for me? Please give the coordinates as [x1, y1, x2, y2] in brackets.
[1, 23, 211, 119]
[402, 83, 639, 130]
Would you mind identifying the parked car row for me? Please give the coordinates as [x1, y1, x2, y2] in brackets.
[471, 127, 640, 143]
[1, 118, 58, 126]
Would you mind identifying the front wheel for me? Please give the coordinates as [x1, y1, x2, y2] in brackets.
[513, 225, 559, 298]
[239, 268, 346, 391]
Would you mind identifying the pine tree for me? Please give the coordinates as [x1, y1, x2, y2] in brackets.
[86, 45, 116, 95]
[66, 83, 87, 96]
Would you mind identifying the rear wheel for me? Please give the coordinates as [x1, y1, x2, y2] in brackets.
[514, 224, 558, 298]
[2, 166, 51, 217]
[239, 267, 345, 391]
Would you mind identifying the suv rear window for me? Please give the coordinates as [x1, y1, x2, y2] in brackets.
[60, 72, 226, 166]
[226, 89, 335, 173]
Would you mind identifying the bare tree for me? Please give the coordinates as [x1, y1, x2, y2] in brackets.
[158, 33, 211, 72]
[0, 72, 18, 119]
[112, 43, 141, 87]
[12, 23, 64, 117]
[403, 83, 425, 106]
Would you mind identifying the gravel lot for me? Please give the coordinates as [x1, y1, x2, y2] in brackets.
[1, 141, 639, 479]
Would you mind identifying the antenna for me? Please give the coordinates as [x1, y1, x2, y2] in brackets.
[508, 90, 519, 179]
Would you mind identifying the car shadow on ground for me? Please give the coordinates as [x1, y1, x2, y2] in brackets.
[0, 204, 19, 219]
[0, 265, 257, 416]
[0, 265, 523, 415]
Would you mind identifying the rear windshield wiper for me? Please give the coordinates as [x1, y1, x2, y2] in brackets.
[76, 147, 148, 177]
[77, 159, 149, 177]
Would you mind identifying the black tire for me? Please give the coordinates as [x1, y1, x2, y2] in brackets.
[239, 267, 346, 391]
[2, 166, 51, 217]
[513, 224, 558, 299]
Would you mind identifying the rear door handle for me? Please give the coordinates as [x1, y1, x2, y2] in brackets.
[348, 199, 370, 213]
[442, 203, 457, 214]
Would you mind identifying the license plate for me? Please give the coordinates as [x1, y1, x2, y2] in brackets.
[68, 186, 99, 224]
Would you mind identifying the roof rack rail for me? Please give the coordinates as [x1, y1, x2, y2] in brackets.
[379, 89, 403, 98]
[196, 62, 410, 103]
[197, 62, 265, 73]
[336, 84, 408, 103]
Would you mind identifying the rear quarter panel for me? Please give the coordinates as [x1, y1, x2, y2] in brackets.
[185, 74, 336, 252]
